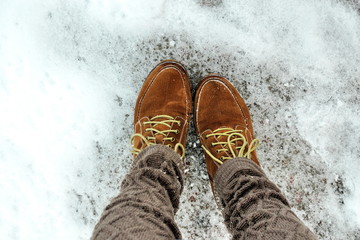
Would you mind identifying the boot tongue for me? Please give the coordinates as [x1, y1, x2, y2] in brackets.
[214, 128, 247, 158]
[149, 116, 173, 144]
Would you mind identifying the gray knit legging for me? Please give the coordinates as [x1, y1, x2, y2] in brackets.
[91, 145, 317, 240]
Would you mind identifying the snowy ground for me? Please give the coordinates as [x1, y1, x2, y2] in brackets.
[1, 0, 360, 239]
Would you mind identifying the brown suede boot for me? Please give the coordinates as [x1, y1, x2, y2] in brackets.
[131, 60, 192, 158]
[195, 75, 260, 191]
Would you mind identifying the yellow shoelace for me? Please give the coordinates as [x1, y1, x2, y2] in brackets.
[202, 127, 260, 165]
[130, 115, 185, 158]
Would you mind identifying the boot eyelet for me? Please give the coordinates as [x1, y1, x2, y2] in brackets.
[216, 150, 220, 154]
[167, 144, 172, 147]
[171, 137, 175, 142]
[176, 130, 179, 134]
[220, 156, 224, 161]
[211, 143, 215, 146]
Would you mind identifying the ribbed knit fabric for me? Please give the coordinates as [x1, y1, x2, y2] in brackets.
[214, 158, 317, 240]
[91, 145, 317, 240]
[91, 145, 184, 240]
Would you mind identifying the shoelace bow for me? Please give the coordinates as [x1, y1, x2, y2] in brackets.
[202, 127, 260, 165]
[130, 115, 185, 158]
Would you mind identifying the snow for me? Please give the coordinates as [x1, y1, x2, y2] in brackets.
[1, 0, 360, 239]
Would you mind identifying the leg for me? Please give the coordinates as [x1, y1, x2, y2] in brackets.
[194, 75, 317, 239]
[91, 145, 184, 240]
[92, 60, 192, 239]
[214, 158, 317, 240]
